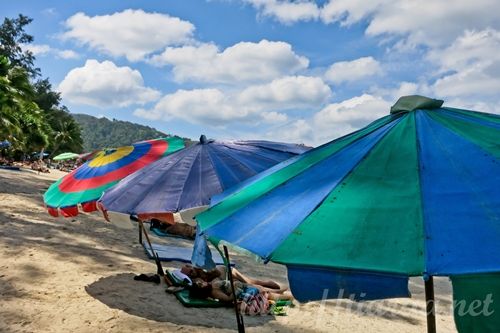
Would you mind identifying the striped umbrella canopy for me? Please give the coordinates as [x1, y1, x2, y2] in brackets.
[196, 96, 500, 305]
[99, 135, 310, 224]
[44, 137, 184, 217]
[53, 152, 80, 161]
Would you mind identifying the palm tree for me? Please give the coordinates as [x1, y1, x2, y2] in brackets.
[0, 56, 50, 153]
[0, 56, 22, 138]
[49, 118, 83, 156]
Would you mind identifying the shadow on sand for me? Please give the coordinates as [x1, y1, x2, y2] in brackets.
[85, 273, 273, 330]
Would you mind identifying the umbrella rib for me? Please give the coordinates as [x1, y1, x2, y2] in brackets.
[173, 145, 202, 212]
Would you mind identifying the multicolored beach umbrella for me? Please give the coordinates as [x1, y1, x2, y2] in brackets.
[196, 96, 500, 304]
[99, 135, 310, 224]
[44, 137, 184, 217]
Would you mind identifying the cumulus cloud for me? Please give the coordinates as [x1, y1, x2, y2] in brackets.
[264, 119, 314, 144]
[313, 94, 390, 140]
[134, 76, 328, 126]
[61, 9, 195, 61]
[261, 94, 392, 146]
[134, 89, 245, 125]
[244, 0, 320, 24]
[246, 0, 500, 48]
[237, 76, 331, 110]
[58, 59, 160, 107]
[324, 57, 382, 84]
[423, 29, 500, 113]
[22, 44, 79, 59]
[148, 40, 309, 84]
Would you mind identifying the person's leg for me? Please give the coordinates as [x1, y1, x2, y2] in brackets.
[230, 268, 285, 290]
[266, 291, 294, 301]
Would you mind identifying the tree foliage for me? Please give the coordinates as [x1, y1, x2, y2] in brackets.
[0, 15, 83, 157]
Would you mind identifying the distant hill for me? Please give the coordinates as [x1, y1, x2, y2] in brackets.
[72, 114, 193, 152]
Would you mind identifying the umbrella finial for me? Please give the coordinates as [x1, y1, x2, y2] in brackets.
[200, 135, 208, 144]
[390, 95, 444, 114]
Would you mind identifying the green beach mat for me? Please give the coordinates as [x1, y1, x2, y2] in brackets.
[174, 289, 230, 308]
[166, 270, 189, 287]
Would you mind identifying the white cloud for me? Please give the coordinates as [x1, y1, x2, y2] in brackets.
[246, 1, 500, 48]
[324, 57, 382, 84]
[134, 76, 328, 126]
[264, 119, 314, 145]
[320, 0, 384, 26]
[148, 40, 309, 84]
[262, 94, 392, 146]
[134, 89, 242, 125]
[22, 44, 79, 59]
[313, 94, 390, 139]
[424, 29, 500, 112]
[23, 44, 51, 56]
[58, 59, 160, 108]
[237, 76, 331, 110]
[261, 111, 288, 123]
[57, 49, 79, 59]
[244, 0, 320, 24]
[61, 9, 195, 61]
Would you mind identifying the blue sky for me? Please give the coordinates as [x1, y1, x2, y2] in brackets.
[2, 1, 500, 145]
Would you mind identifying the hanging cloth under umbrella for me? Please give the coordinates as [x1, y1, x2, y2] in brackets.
[43, 137, 184, 217]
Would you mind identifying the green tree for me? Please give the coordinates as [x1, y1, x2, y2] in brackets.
[0, 14, 39, 77]
[0, 14, 84, 157]
[33, 79, 83, 154]
[0, 55, 50, 152]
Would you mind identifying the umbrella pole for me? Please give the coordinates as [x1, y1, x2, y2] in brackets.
[138, 221, 143, 245]
[424, 275, 437, 333]
[137, 219, 165, 277]
[223, 245, 245, 333]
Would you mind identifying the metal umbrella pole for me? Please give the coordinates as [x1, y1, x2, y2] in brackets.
[223, 245, 245, 333]
[424, 275, 437, 333]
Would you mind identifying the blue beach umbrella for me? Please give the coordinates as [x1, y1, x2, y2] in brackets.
[100, 135, 310, 223]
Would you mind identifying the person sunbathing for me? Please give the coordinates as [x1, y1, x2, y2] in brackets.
[150, 219, 196, 239]
[180, 264, 286, 292]
[190, 278, 293, 303]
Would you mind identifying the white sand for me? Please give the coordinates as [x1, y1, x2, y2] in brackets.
[0, 168, 457, 332]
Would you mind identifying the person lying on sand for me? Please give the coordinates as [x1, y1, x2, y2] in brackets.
[180, 263, 286, 292]
[190, 278, 293, 316]
[190, 278, 293, 302]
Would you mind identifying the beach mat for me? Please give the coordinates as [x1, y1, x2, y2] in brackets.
[0, 165, 20, 171]
[174, 289, 230, 308]
[143, 242, 229, 265]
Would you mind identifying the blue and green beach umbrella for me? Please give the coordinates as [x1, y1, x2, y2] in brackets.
[197, 96, 500, 307]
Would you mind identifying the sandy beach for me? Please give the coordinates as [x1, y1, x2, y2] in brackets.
[0, 168, 458, 333]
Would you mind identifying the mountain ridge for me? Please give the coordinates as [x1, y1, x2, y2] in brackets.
[72, 113, 193, 152]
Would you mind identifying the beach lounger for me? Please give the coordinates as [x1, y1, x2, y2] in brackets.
[142, 242, 230, 265]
